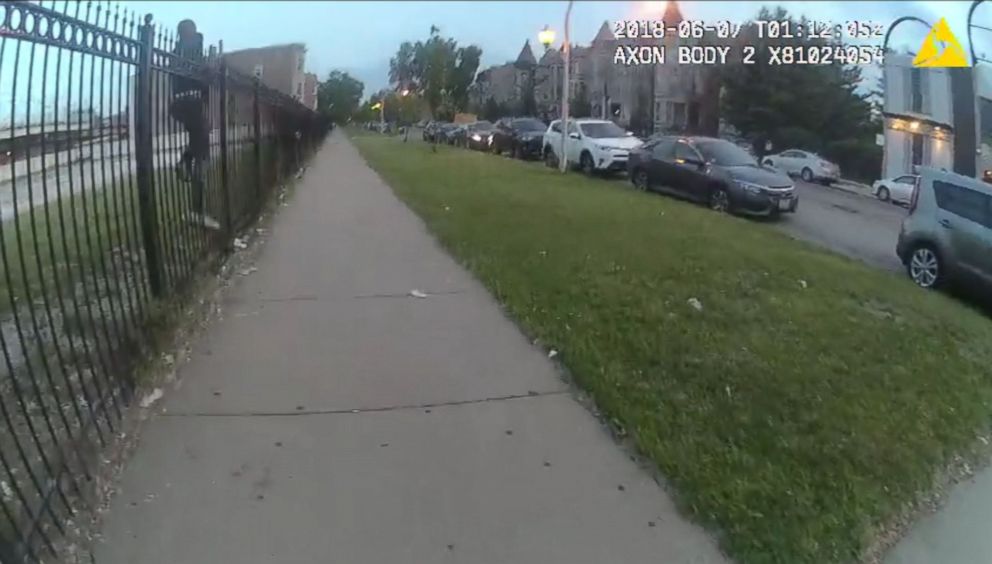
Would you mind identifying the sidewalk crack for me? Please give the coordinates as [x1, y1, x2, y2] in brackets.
[161, 389, 569, 418]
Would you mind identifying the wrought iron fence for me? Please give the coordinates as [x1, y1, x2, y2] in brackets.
[0, 1, 328, 561]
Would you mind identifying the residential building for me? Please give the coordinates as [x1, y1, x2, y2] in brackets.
[881, 53, 955, 178]
[304, 72, 319, 111]
[976, 63, 992, 177]
[223, 43, 307, 103]
[470, 1, 718, 136]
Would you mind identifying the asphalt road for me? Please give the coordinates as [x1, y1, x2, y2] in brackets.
[776, 180, 907, 273]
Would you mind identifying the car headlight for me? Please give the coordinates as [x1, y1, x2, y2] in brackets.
[595, 143, 615, 151]
[736, 180, 766, 194]
[471, 134, 481, 141]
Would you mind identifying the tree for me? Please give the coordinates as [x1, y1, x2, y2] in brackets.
[721, 7, 874, 161]
[388, 26, 482, 117]
[519, 72, 537, 117]
[570, 84, 591, 118]
[389, 41, 417, 89]
[481, 97, 507, 122]
[317, 71, 364, 125]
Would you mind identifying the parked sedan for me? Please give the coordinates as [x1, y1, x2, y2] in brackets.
[761, 149, 840, 184]
[872, 174, 918, 204]
[463, 121, 495, 150]
[422, 121, 444, 142]
[446, 124, 470, 146]
[628, 136, 798, 216]
[436, 123, 461, 145]
[491, 117, 547, 159]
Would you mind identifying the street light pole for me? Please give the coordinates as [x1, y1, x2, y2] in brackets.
[969, 0, 990, 65]
[559, 0, 573, 173]
[882, 16, 932, 55]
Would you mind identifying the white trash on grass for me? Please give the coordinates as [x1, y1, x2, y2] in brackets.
[687, 297, 703, 312]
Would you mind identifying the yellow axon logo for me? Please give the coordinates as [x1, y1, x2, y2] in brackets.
[913, 18, 970, 67]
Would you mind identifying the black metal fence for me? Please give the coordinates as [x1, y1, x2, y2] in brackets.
[0, 2, 327, 561]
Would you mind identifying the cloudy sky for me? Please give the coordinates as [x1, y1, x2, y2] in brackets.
[123, 0, 990, 97]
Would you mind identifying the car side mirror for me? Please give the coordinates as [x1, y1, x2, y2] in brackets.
[569, 132, 580, 139]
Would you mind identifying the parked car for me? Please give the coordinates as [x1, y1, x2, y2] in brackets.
[422, 121, 446, 142]
[491, 117, 547, 159]
[542, 118, 643, 174]
[463, 120, 496, 150]
[446, 124, 470, 145]
[436, 123, 461, 145]
[897, 167, 992, 290]
[627, 136, 798, 216]
[872, 174, 918, 204]
[761, 149, 840, 184]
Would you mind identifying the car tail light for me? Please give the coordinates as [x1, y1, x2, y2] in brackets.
[908, 177, 921, 213]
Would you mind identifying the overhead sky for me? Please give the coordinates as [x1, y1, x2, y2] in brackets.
[119, 0, 991, 97]
[0, 0, 988, 119]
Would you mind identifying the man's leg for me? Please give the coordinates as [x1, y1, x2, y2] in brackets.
[187, 102, 218, 230]
[169, 98, 196, 182]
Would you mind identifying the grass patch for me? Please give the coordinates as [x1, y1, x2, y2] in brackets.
[351, 132, 992, 563]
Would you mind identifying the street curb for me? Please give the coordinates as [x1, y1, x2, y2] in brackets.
[828, 180, 875, 200]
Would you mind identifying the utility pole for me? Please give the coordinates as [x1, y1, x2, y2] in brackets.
[559, 0, 573, 173]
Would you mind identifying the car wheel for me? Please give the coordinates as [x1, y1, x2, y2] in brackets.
[800, 167, 814, 182]
[908, 245, 943, 289]
[580, 152, 595, 176]
[632, 169, 649, 191]
[709, 186, 731, 213]
[877, 186, 890, 202]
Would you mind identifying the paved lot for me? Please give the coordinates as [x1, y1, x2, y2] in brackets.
[777, 180, 907, 273]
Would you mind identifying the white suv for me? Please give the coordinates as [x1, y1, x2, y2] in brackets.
[543, 118, 643, 174]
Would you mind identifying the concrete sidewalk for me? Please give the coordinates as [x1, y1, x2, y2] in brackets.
[92, 131, 725, 564]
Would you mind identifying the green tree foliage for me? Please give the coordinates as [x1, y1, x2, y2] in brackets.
[365, 89, 422, 125]
[721, 6, 879, 179]
[570, 84, 591, 118]
[519, 73, 537, 117]
[317, 71, 364, 124]
[481, 97, 509, 122]
[388, 26, 482, 117]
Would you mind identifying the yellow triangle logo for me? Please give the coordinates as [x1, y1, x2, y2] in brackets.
[913, 18, 969, 67]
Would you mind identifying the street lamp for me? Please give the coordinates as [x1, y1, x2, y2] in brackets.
[969, 0, 990, 65]
[559, 0, 574, 173]
[538, 25, 555, 50]
[882, 16, 932, 55]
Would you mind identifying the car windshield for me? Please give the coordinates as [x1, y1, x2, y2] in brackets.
[471, 121, 493, 131]
[695, 140, 757, 167]
[579, 122, 626, 138]
[513, 118, 546, 131]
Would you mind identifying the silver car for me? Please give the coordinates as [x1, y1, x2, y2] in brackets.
[762, 149, 840, 184]
[896, 167, 992, 289]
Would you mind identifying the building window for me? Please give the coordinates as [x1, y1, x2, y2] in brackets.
[911, 132, 924, 166]
[910, 67, 922, 114]
[298, 56, 304, 72]
[297, 82, 302, 96]
[253, 64, 263, 78]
